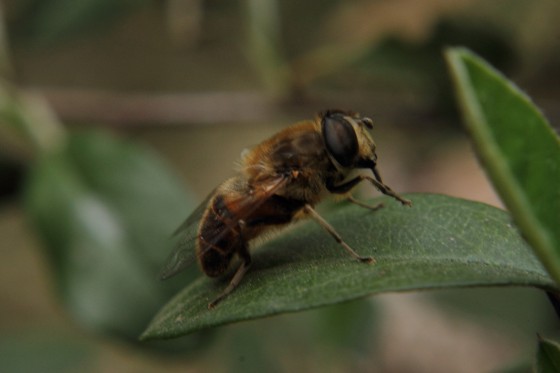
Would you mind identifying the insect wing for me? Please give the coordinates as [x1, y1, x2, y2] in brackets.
[160, 191, 214, 280]
[171, 187, 217, 237]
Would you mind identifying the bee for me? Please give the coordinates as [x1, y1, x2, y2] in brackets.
[161, 109, 411, 309]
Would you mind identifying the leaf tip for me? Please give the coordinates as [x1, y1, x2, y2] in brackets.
[139, 327, 157, 342]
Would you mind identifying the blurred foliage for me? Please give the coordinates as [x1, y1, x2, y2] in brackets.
[4, 0, 558, 119]
[1, 0, 560, 371]
[0, 330, 95, 373]
[0, 81, 65, 153]
[186, 298, 380, 372]
[432, 288, 556, 337]
[357, 20, 516, 115]
[24, 130, 195, 340]
[0, 67, 210, 351]
[9, 0, 149, 47]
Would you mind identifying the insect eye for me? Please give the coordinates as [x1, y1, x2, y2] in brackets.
[321, 113, 359, 167]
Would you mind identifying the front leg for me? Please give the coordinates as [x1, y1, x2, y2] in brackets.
[347, 195, 384, 211]
[366, 175, 412, 206]
[326, 176, 362, 194]
[327, 174, 411, 207]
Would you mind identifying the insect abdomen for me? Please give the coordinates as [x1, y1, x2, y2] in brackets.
[197, 195, 240, 277]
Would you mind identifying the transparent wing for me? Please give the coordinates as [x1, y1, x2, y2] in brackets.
[160, 190, 215, 280]
[171, 186, 218, 237]
[160, 174, 290, 280]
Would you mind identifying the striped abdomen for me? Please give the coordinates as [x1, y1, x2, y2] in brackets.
[197, 191, 306, 277]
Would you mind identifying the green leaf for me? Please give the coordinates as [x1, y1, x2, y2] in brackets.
[25, 131, 198, 343]
[536, 337, 560, 373]
[0, 330, 94, 373]
[311, 299, 378, 354]
[141, 194, 556, 339]
[445, 47, 560, 283]
[0, 82, 66, 154]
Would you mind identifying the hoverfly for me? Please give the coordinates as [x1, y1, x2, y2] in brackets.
[161, 109, 411, 308]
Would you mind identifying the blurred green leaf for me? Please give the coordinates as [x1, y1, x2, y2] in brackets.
[0, 330, 94, 373]
[446, 47, 560, 283]
[12, 0, 148, 46]
[312, 299, 377, 354]
[0, 83, 65, 154]
[225, 326, 283, 373]
[536, 337, 560, 373]
[142, 194, 556, 339]
[25, 131, 197, 343]
[246, 0, 289, 95]
[432, 288, 556, 337]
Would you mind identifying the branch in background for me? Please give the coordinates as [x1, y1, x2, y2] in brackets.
[41, 88, 278, 126]
[31, 87, 435, 128]
[21, 87, 560, 129]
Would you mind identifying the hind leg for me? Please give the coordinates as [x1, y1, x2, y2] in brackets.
[208, 221, 251, 309]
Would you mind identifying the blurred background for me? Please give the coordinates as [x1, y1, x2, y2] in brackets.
[1, 0, 559, 372]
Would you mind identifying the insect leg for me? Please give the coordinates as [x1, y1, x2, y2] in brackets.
[365, 175, 411, 206]
[369, 164, 412, 206]
[326, 176, 383, 210]
[347, 195, 384, 211]
[303, 204, 374, 264]
[329, 174, 411, 207]
[208, 220, 252, 309]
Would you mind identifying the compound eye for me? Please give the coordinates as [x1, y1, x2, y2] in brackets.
[321, 113, 359, 168]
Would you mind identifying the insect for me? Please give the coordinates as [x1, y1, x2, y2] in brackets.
[161, 109, 411, 309]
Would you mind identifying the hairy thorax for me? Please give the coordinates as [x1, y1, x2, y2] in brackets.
[242, 120, 335, 205]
